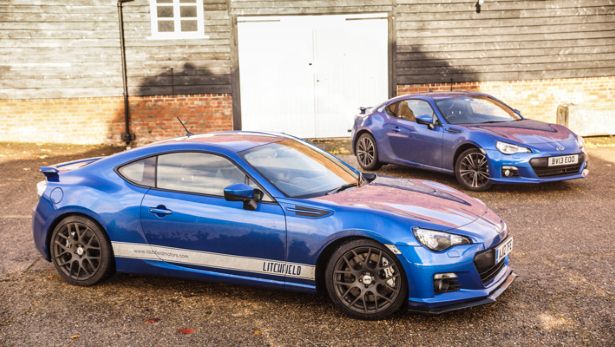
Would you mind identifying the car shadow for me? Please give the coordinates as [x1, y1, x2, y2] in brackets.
[340, 153, 598, 197]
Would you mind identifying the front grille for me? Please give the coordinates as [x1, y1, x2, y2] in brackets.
[530, 153, 584, 177]
[445, 278, 461, 292]
[474, 249, 505, 284]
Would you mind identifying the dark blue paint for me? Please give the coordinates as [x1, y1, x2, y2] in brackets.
[352, 92, 587, 183]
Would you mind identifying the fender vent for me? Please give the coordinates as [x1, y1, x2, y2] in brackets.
[286, 205, 331, 218]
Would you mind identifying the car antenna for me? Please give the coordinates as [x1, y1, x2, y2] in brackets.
[176, 116, 193, 137]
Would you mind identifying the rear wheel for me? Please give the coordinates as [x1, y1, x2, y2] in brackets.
[50, 216, 114, 286]
[455, 148, 492, 191]
[355, 133, 382, 170]
[325, 239, 407, 320]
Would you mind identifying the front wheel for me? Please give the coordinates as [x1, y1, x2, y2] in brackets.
[455, 148, 492, 191]
[50, 216, 114, 286]
[325, 239, 408, 320]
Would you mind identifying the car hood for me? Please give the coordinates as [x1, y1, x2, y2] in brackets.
[312, 177, 497, 231]
[467, 119, 575, 144]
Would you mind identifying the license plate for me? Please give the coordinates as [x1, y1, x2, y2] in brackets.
[495, 237, 513, 264]
[548, 154, 578, 167]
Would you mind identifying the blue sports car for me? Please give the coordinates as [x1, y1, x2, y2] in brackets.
[352, 92, 588, 191]
[33, 132, 515, 319]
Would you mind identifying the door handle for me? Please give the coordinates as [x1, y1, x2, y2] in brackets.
[149, 205, 172, 216]
[393, 126, 401, 133]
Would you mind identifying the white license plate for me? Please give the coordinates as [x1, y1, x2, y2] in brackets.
[495, 237, 513, 264]
[548, 154, 578, 167]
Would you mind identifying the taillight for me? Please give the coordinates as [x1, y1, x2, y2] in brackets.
[36, 180, 47, 197]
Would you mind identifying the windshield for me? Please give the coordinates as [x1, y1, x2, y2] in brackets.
[242, 139, 359, 198]
[435, 96, 522, 124]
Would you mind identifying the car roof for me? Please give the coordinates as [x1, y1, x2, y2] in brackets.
[385, 91, 490, 104]
[145, 131, 287, 152]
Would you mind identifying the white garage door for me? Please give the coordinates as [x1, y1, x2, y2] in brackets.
[237, 14, 389, 138]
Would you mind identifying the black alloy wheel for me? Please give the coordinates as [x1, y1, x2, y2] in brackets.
[455, 148, 492, 191]
[355, 133, 382, 170]
[325, 239, 407, 320]
[50, 216, 114, 286]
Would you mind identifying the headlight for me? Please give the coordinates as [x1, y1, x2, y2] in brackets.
[413, 228, 471, 251]
[577, 135, 585, 150]
[36, 180, 47, 197]
[496, 141, 531, 154]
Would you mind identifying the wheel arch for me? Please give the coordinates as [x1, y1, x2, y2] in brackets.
[352, 129, 375, 155]
[314, 234, 399, 294]
[453, 142, 481, 168]
[45, 211, 112, 262]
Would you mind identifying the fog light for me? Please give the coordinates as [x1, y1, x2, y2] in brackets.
[434, 273, 459, 293]
[582, 169, 589, 177]
[501, 166, 519, 177]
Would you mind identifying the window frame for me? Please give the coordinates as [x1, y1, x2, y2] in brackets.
[405, 99, 438, 123]
[385, 98, 440, 125]
[115, 150, 275, 203]
[239, 139, 360, 199]
[149, 0, 205, 40]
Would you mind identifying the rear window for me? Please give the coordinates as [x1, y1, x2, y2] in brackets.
[117, 157, 156, 187]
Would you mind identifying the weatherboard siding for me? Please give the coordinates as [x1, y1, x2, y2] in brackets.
[0, 0, 232, 99]
[1, 0, 614, 99]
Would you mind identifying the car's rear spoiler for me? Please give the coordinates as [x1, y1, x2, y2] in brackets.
[39, 157, 103, 181]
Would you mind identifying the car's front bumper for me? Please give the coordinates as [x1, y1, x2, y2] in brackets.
[407, 270, 517, 314]
[396, 240, 516, 313]
[485, 149, 588, 184]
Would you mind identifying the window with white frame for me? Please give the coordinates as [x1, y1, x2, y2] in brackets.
[150, 0, 204, 39]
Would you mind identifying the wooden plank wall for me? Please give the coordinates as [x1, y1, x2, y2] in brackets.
[0, 0, 231, 99]
[123, 0, 232, 96]
[0, 0, 122, 98]
[1, 0, 614, 99]
[395, 0, 615, 84]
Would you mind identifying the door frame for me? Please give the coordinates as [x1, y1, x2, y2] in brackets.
[230, 12, 394, 134]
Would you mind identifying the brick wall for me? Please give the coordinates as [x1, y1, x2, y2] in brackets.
[0, 94, 233, 145]
[1, 76, 613, 145]
[397, 76, 615, 124]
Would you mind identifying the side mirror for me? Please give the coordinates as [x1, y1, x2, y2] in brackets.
[224, 183, 263, 210]
[416, 115, 436, 129]
[359, 106, 368, 115]
[361, 172, 377, 183]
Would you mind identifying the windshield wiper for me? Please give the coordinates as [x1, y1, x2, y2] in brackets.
[326, 183, 358, 195]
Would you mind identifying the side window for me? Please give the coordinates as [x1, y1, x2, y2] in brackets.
[118, 157, 156, 187]
[156, 152, 272, 201]
[385, 102, 398, 117]
[396, 101, 416, 122]
[407, 100, 436, 121]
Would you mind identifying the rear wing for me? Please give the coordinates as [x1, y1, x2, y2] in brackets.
[39, 157, 103, 181]
[358, 106, 373, 115]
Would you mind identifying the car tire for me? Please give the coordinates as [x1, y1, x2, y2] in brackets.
[324, 239, 408, 320]
[354, 133, 382, 171]
[455, 148, 493, 191]
[50, 215, 114, 286]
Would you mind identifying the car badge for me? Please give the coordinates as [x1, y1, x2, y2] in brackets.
[556, 144, 565, 151]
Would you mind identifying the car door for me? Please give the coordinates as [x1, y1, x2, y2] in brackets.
[384, 99, 444, 168]
[139, 151, 288, 280]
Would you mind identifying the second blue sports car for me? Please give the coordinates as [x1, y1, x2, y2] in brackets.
[33, 132, 515, 320]
[352, 92, 588, 191]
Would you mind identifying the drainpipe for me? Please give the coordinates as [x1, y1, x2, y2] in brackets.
[117, 0, 134, 146]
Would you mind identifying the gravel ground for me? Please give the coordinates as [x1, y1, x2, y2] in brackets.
[0, 140, 614, 346]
